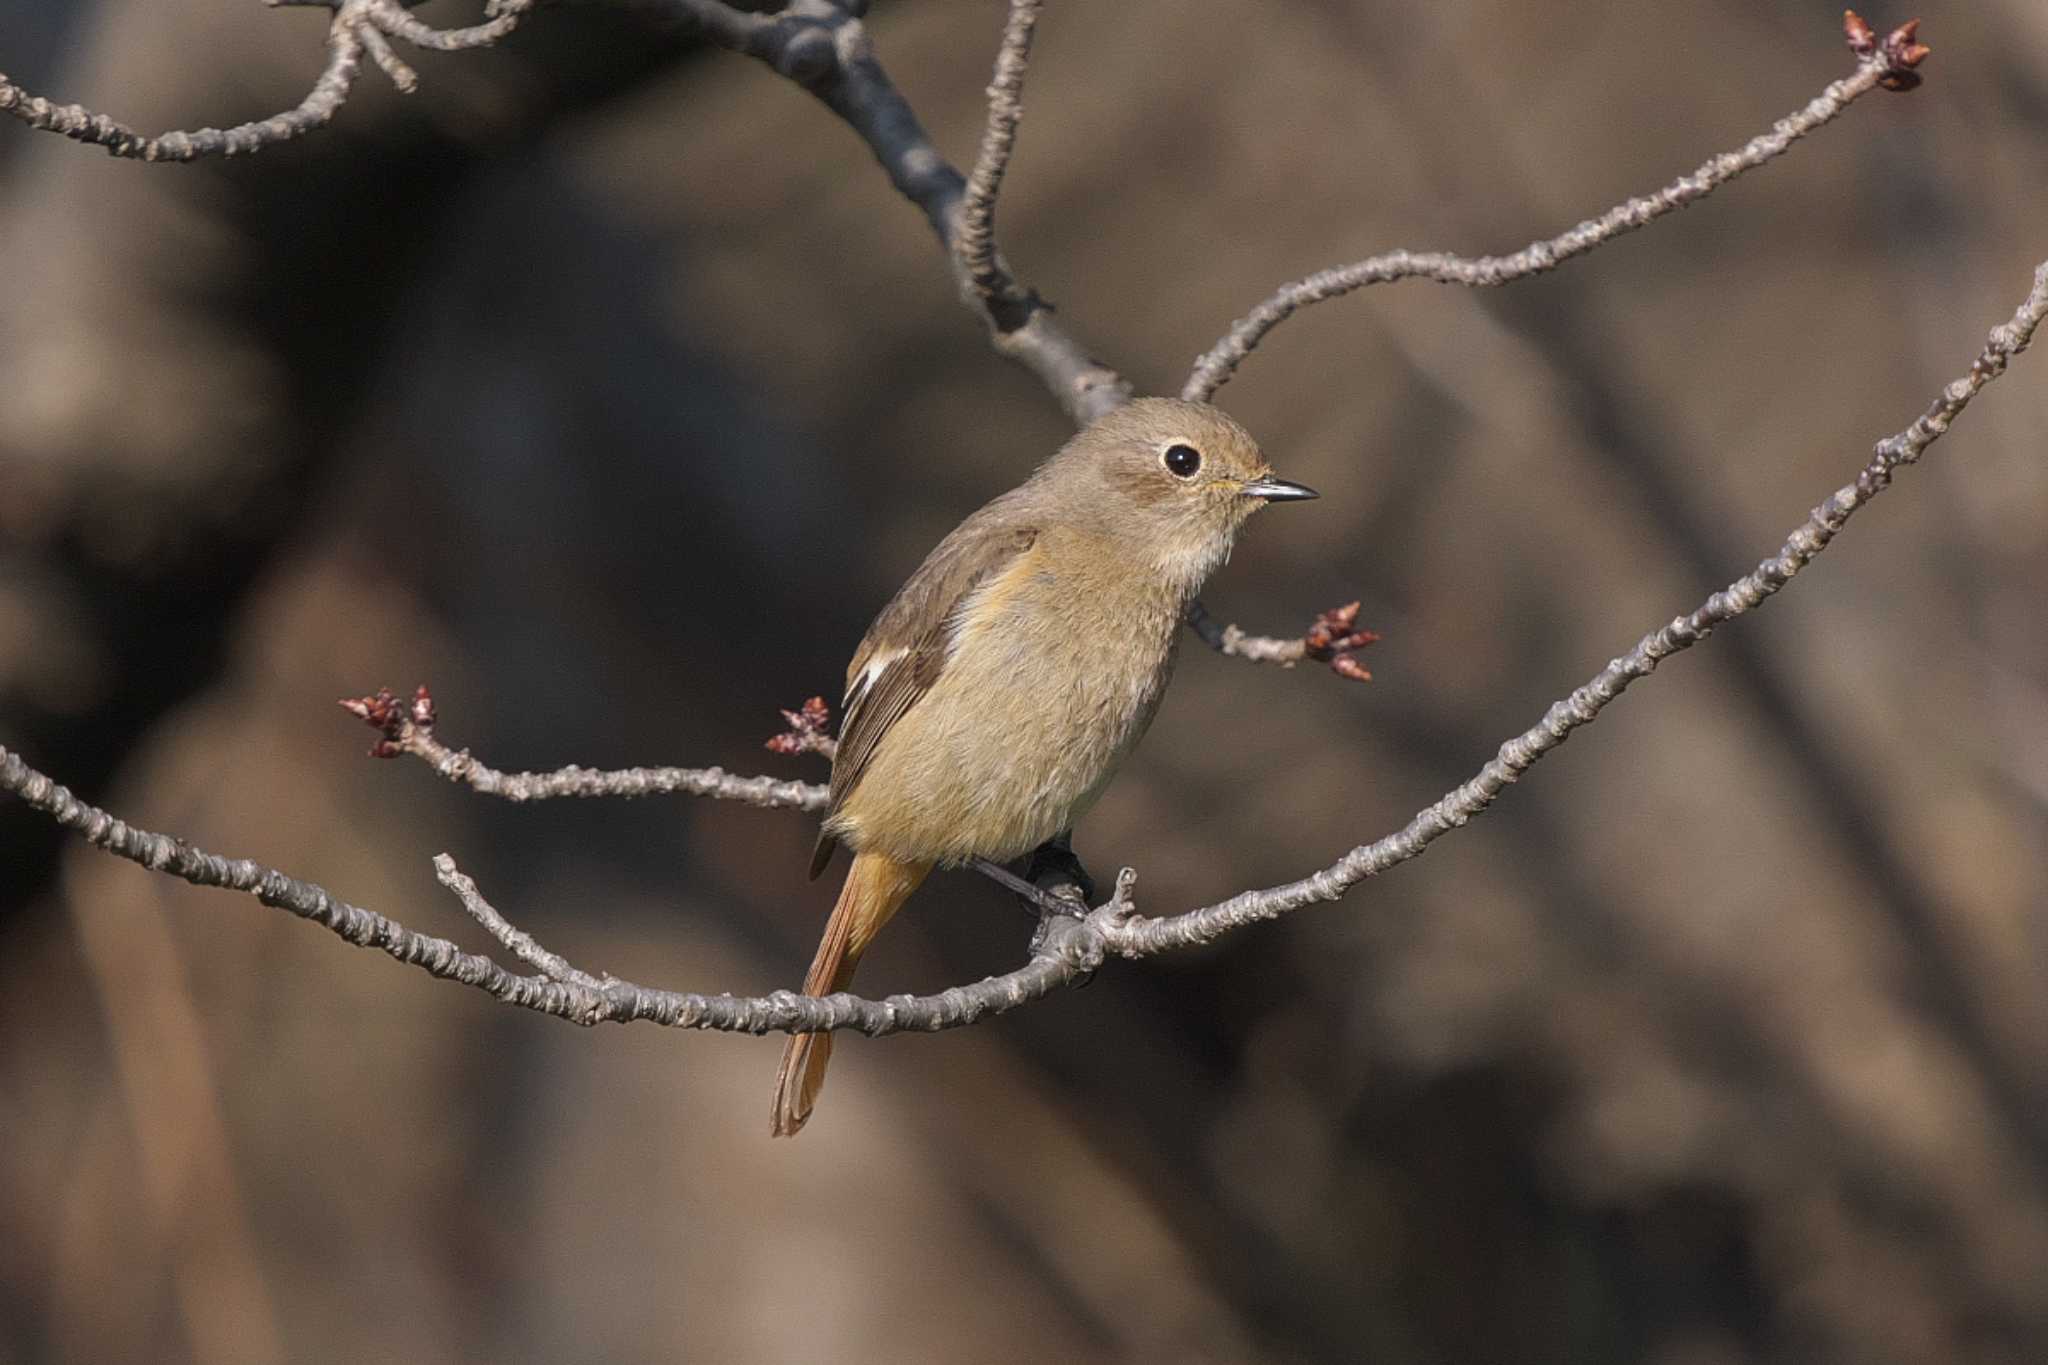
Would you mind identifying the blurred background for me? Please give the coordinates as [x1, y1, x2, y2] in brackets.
[3, 1, 2046, 1361]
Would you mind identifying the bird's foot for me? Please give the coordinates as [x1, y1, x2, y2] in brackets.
[1021, 836, 1097, 986]
[1024, 835, 1096, 910]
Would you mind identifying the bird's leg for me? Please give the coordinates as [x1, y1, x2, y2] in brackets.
[1024, 831, 1097, 909]
[972, 832, 1098, 918]
[973, 837, 1099, 984]
[971, 858, 1067, 915]
[1022, 833, 1098, 986]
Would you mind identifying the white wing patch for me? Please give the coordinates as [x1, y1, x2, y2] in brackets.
[845, 647, 906, 712]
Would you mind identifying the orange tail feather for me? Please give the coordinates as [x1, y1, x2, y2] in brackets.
[771, 851, 930, 1137]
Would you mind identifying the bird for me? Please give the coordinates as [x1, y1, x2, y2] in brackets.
[772, 397, 1316, 1135]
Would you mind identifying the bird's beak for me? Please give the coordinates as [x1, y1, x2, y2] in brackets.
[1239, 475, 1319, 502]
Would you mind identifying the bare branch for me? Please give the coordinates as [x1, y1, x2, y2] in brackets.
[358, 23, 420, 95]
[764, 696, 837, 760]
[338, 685, 827, 812]
[0, 739, 1104, 1034]
[0, 0, 535, 161]
[1124, 258, 2048, 954]
[0, 19, 368, 161]
[1184, 600, 1380, 683]
[433, 853, 610, 990]
[340, 686, 1056, 915]
[954, 0, 1043, 304]
[1, 2, 2006, 1061]
[360, 0, 533, 53]
[0, 0, 544, 160]
[661, 0, 1130, 425]
[8, 0, 1903, 685]
[9, 254, 2041, 1038]
[1181, 16, 1932, 401]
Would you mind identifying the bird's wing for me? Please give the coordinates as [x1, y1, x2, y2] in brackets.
[809, 514, 1039, 877]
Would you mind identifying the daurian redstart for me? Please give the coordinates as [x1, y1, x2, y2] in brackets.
[774, 398, 1315, 1135]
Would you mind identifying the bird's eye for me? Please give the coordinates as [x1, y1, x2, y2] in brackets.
[1162, 443, 1202, 478]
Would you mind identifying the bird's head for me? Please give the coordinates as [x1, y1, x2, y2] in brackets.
[1042, 397, 1316, 592]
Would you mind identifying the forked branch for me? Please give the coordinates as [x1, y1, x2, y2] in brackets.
[954, 0, 1044, 305]
[8, 250, 2039, 1039]
[0, 3, 1923, 673]
[1, 5, 1995, 1044]
[0, 0, 533, 160]
[337, 685, 1069, 915]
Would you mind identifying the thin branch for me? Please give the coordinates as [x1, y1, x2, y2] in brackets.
[1122, 259, 2048, 954]
[433, 853, 610, 989]
[338, 685, 827, 812]
[0, 0, 1996, 1082]
[0, 18, 367, 161]
[0, 0, 535, 162]
[656, 0, 1337, 665]
[9, 256, 2041, 1037]
[339, 685, 1067, 917]
[358, 24, 419, 95]
[1183, 600, 1380, 683]
[1180, 13, 1933, 401]
[8, 0, 1901, 673]
[0, 740, 1113, 1036]
[954, 0, 1043, 304]
[763, 696, 837, 760]
[660, 0, 1131, 425]
[359, 0, 533, 53]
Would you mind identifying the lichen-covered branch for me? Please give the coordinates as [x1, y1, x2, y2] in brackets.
[1180, 12, 1933, 401]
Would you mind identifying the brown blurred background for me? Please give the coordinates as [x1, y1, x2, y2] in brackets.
[3, 1, 2046, 1362]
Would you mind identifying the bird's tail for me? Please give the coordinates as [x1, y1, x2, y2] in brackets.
[771, 850, 931, 1137]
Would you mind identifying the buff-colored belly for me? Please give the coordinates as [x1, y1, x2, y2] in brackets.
[830, 579, 1178, 866]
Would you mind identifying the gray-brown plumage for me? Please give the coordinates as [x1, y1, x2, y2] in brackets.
[773, 397, 1315, 1135]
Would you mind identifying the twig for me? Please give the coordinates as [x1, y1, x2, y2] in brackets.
[0, 0, 534, 161]
[7, 0, 1898, 680]
[1183, 600, 1380, 683]
[659, 0, 1130, 426]
[0, 740, 1115, 1036]
[0, 17, 367, 161]
[1121, 259, 2048, 954]
[340, 685, 1062, 915]
[9, 252, 2041, 1036]
[954, 0, 1043, 305]
[764, 696, 837, 760]
[1, 5, 1999, 1051]
[1180, 12, 1932, 401]
[357, 0, 532, 53]
[433, 853, 610, 990]
[338, 685, 828, 812]
[662, 0, 1330, 663]
[358, 24, 418, 95]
